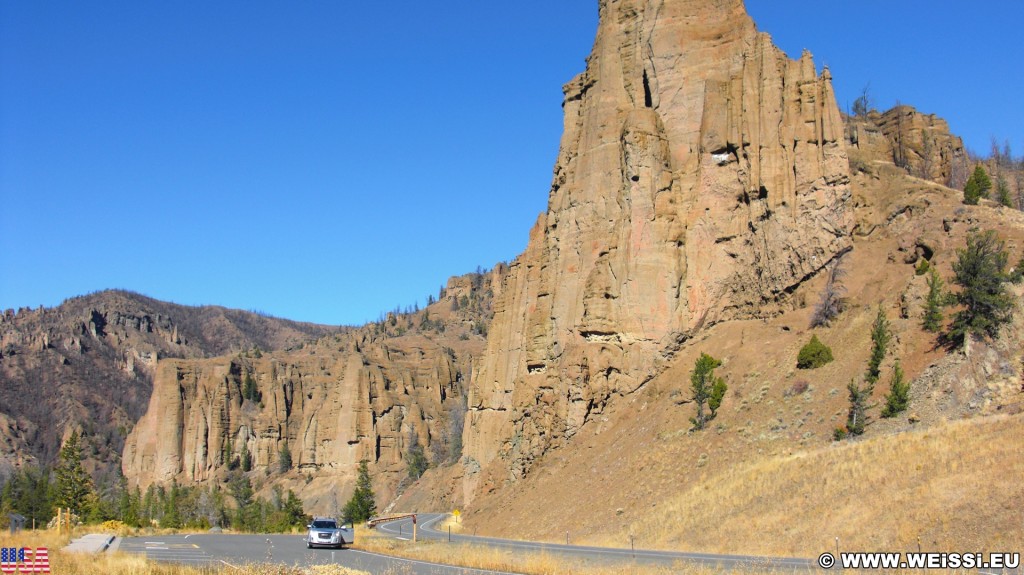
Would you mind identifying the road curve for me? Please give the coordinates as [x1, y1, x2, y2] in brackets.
[376, 513, 817, 572]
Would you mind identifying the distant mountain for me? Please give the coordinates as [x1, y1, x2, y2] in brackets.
[0, 289, 338, 482]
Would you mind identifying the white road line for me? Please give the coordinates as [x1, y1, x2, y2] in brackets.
[347, 548, 518, 575]
[219, 559, 241, 570]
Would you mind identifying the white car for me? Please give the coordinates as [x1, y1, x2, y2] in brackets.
[305, 517, 354, 549]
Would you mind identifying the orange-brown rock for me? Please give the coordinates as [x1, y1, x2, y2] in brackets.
[848, 104, 970, 188]
[463, 0, 853, 499]
[122, 269, 501, 510]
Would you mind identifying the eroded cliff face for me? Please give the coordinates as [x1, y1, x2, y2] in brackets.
[123, 270, 499, 509]
[464, 0, 853, 497]
[848, 105, 970, 189]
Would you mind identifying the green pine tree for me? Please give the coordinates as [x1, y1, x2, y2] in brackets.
[922, 267, 946, 333]
[406, 432, 428, 480]
[865, 306, 891, 384]
[963, 165, 992, 205]
[54, 431, 94, 515]
[342, 460, 376, 524]
[949, 230, 1014, 345]
[996, 175, 1013, 207]
[881, 361, 911, 418]
[689, 353, 727, 431]
[278, 441, 293, 473]
[845, 379, 874, 437]
[240, 441, 252, 472]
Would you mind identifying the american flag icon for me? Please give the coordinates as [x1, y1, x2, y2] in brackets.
[0, 548, 49, 574]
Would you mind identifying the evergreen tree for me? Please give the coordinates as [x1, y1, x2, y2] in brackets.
[845, 379, 874, 437]
[689, 353, 727, 431]
[342, 461, 376, 524]
[54, 431, 93, 515]
[922, 267, 946, 333]
[278, 441, 292, 473]
[865, 306, 891, 384]
[949, 230, 1014, 345]
[282, 490, 308, 529]
[996, 175, 1013, 207]
[240, 441, 252, 472]
[406, 431, 429, 480]
[881, 361, 911, 418]
[796, 335, 834, 369]
[242, 373, 259, 402]
[963, 165, 992, 205]
[161, 481, 182, 528]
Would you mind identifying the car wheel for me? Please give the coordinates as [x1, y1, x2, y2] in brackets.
[306, 541, 312, 549]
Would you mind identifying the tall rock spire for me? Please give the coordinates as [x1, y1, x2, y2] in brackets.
[463, 0, 852, 500]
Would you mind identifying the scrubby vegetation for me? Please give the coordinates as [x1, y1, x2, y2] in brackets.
[796, 335, 833, 369]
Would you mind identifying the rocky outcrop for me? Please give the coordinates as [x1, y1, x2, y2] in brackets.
[463, 0, 853, 498]
[123, 334, 470, 505]
[848, 105, 970, 188]
[122, 269, 501, 509]
[0, 290, 337, 475]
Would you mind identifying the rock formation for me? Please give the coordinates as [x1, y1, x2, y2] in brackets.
[847, 104, 970, 188]
[463, 0, 853, 498]
[122, 269, 501, 508]
[0, 290, 335, 476]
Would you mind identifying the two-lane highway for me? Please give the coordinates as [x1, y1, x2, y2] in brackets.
[118, 514, 818, 573]
[116, 532, 517, 574]
[378, 513, 816, 572]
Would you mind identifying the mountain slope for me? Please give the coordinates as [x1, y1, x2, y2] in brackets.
[0, 290, 337, 479]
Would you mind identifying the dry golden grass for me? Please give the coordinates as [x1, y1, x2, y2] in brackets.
[618, 414, 1024, 557]
[353, 526, 793, 575]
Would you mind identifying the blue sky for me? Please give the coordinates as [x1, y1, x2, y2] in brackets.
[2, 2, 1021, 326]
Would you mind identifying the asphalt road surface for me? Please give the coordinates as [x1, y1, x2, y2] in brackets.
[115, 532, 516, 574]
[117, 514, 818, 573]
[379, 514, 816, 572]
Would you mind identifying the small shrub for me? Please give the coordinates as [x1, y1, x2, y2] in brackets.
[914, 258, 930, 276]
[832, 427, 847, 441]
[797, 335, 834, 369]
[785, 380, 810, 397]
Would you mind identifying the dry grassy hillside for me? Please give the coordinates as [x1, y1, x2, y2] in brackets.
[444, 156, 1024, 557]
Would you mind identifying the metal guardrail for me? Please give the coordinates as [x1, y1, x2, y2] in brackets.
[365, 513, 416, 529]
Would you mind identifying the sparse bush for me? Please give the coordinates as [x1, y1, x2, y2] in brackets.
[914, 258, 930, 276]
[689, 353, 727, 431]
[797, 335, 833, 369]
[785, 380, 810, 397]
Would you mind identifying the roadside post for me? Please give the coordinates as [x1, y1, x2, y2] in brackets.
[413, 514, 417, 543]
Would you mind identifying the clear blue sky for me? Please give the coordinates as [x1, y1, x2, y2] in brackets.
[3, 2, 1021, 326]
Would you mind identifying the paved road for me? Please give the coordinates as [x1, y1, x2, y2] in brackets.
[117, 515, 817, 573]
[116, 532, 515, 575]
[378, 513, 816, 572]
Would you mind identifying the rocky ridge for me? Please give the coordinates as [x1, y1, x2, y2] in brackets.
[463, 0, 853, 499]
[122, 268, 504, 510]
[0, 290, 337, 478]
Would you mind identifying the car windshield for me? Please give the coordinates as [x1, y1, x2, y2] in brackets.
[311, 520, 337, 529]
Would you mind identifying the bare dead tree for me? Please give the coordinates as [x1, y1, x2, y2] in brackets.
[918, 129, 934, 180]
[893, 102, 908, 170]
[810, 254, 849, 328]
